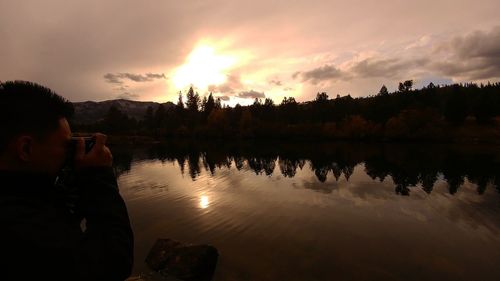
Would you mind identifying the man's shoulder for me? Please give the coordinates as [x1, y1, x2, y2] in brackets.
[0, 191, 77, 231]
[0, 172, 81, 240]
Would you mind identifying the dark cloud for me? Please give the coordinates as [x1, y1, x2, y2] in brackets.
[433, 60, 500, 80]
[117, 92, 139, 100]
[350, 57, 428, 79]
[294, 26, 500, 87]
[451, 26, 500, 59]
[269, 79, 282, 86]
[208, 74, 242, 94]
[294, 58, 422, 85]
[145, 73, 167, 79]
[349, 26, 500, 81]
[113, 85, 129, 91]
[295, 64, 344, 84]
[215, 95, 230, 101]
[284, 87, 294, 91]
[104, 72, 166, 84]
[238, 90, 266, 99]
[208, 84, 232, 94]
[351, 58, 408, 78]
[104, 73, 122, 84]
[121, 73, 150, 82]
[430, 26, 500, 80]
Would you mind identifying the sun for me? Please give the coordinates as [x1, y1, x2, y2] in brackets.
[172, 45, 236, 91]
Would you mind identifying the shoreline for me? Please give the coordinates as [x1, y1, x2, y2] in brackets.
[100, 134, 500, 146]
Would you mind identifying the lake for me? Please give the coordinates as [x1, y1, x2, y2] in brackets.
[113, 141, 500, 281]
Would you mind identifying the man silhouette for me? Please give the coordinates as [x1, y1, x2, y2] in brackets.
[0, 81, 134, 280]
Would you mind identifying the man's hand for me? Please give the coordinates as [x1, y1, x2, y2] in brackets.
[75, 133, 113, 169]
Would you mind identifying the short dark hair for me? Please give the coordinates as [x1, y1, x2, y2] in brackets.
[0, 81, 74, 152]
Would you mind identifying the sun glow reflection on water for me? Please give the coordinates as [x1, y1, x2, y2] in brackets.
[199, 195, 210, 209]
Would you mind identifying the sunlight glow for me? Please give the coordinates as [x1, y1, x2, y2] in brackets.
[172, 45, 236, 90]
[199, 195, 210, 209]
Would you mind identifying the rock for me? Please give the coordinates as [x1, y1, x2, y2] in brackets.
[145, 239, 218, 281]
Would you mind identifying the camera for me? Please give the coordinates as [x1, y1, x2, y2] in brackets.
[66, 136, 96, 166]
[54, 136, 96, 218]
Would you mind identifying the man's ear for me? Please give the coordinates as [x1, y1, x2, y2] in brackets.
[16, 136, 34, 162]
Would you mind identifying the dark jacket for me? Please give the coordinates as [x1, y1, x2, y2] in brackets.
[0, 167, 134, 281]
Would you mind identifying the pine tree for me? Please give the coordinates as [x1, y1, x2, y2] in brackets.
[378, 85, 389, 96]
[176, 91, 184, 109]
[186, 86, 200, 112]
[205, 93, 215, 114]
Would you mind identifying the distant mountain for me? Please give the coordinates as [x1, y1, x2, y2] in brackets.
[72, 99, 175, 124]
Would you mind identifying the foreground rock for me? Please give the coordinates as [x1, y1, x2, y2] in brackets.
[144, 239, 219, 281]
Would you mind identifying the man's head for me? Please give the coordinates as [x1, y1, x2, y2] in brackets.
[0, 81, 74, 176]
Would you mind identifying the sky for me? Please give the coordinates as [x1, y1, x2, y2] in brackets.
[1, 0, 499, 106]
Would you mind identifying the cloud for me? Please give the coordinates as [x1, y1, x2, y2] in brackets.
[113, 85, 129, 91]
[293, 26, 500, 90]
[208, 84, 232, 94]
[117, 92, 139, 100]
[450, 26, 500, 59]
[347, 26, 500, 82]
[294, 64, 344, 84]
[290, 26, 500, 91]
[238, 90, 266, 99]
[2, 0, 499, 103]
[430, 26, 500, 80]
[144, 73, 167, 80]
[350, 57, 428, 79]
[269, 79, 282, 86]
[215, 95, 230, 101]
[208, 74, 242, 94]
[103, 73, 122, 84]
[104, 72, 166, 84]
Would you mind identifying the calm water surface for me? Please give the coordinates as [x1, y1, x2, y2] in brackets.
[113, 142, 500, 281]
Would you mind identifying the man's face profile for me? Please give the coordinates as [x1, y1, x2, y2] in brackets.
[21, 118, 72, 177]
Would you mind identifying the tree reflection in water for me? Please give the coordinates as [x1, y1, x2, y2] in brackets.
[111, 141, 500, 196]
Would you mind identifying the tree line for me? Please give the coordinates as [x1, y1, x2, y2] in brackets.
[73, 81, 500, 141]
